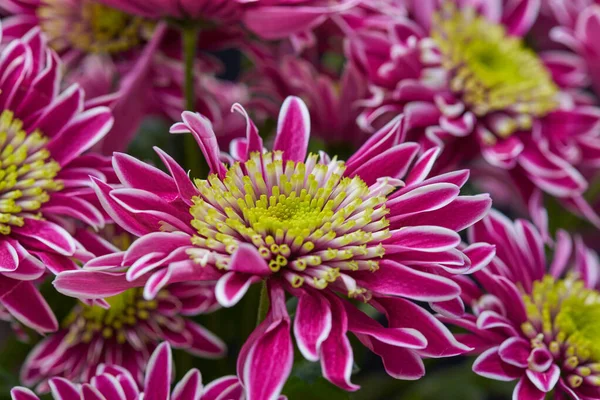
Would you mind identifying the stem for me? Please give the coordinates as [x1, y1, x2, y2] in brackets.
[256, 281, 270, 326]
[181, 24, 207, 178]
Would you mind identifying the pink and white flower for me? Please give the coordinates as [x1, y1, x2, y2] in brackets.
[12, 342, 243, 400]
[348, 0, 600, 226]
[0, 25, 113, 333]
[440, 210, 600, 400]
[54, 96, 493, 397]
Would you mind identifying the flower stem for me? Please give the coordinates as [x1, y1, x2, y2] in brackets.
[256, 281, 270, 326]
[181, 24, 207, 178]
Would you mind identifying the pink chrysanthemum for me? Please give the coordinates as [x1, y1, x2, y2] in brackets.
[20, 227, 225, 392]
[54, 96, 493, 398]
[0, 26, 113, 333]
[348, 0, 600, 226]
[12, 342, 245, 400]
[440, 211, 600, 400]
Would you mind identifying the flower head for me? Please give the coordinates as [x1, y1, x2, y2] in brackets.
[440, 210, 600, 399]
[0, 25, 113, 333]
[54, 96, 493, 398]
[349, 0, 600, 226]
[12, 342, 243, 400]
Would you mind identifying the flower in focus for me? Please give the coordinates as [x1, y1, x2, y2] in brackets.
[55, 96, 493, 397]
[440, 210, 600, 399]
[0, 26, 113, 333]
[20, 226, 225, 392]
[12, 342, 244, 400]
[348, 0, 600, 227]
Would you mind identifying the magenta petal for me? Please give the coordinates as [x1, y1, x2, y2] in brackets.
[184, 320, 227, 358]
[352, 143, 420, 185]
[154, 147, 198, 204]
[525, 365, 560, 393]
[472, 347, 523, 381]
[202, 376, 242, 400]
[144, 342, 172, 400]
[47, 106, 113, 166]
[320, 295, 359, 391]
[229, 244, 271, 275]
[273, 96, 310, 163]
[498, 337, 530, 368]
[513, 376, 545, 400]
[81, 385, 105, 400]
[172, 369, 203, 400]
[53, 270, 137, 299]
[386, 226, 461, 251]
[355, 260, 460, 301]
[215, 272, 260, 308]
[10, 387, 40, 400]
[231, 103, 263, 160]
[387, 183, 460, 220]
[48, 377, 81, 400]
[376, 297, 471, 357]
[2, 281, 57, 333]
[242, 319, 293, 400]
[294, 292, 332, 362]
[12, 219, 76, 256]
[113, 152, 177, 200]
[0, 241, 18, 272]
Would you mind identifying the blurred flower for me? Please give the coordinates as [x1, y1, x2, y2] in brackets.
[55, 96, 493, 397]
[12, 342, 243, 400]
[21, 226, 225, 392]
[348, 0, 600, 227]
[0, 26, 113, 333]
[440, 211, 600, 400]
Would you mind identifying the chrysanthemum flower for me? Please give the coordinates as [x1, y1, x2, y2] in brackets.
[348, 0, 600, 226]
[537, 2, 600, 96]
[439, 210, 600, 400]
[21, 226, 225, 392]
[12, 342, 244, 400]
[0, 26, 113, 333]
[55, 96, 492, 397]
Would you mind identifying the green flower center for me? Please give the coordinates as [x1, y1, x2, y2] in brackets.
[38, 0, 152, 54]
[0, 110, 62, 235]
[189, 151, 391, 294]
[63, 288, 158, 344]
[522, 276, 600, 388]
[430, 3, 558, 137]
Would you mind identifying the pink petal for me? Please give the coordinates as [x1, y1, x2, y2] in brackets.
[385, 226, 461, 252]
[242, 319, 293, 400]
[215, 272, 260, 308]
[294, 292, 332, 362]
[2, 281, 57, 333]
[320, 295, 359, 391]
[144, 342, 172, 400]
[513, 376, 545, 400]
[351, 143, 420, 185]
[472, 347, 523, 381]
[113, 152, 177, 200]
[498, 337, 531, 368]
[12, 219, 76, 256]
[184, 320, 227, 358]
[172, 369, 203, 400]
[355, 260, 460, 301]
[525, 365, 560, 393]
[273, 96, 310, 163]
[0, 241, 18, 272]
[154, 147, 197, 204]
[48, 378, 81, 400]
[10, 387, 40, 400]
[53, 270, 138, 299]
[229, 244, 271, 275]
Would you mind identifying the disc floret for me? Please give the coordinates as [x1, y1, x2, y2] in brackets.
[522, 275, 600, 389]
[0, 110, 62, 235]
[429, 3, 558, 137]
[189, 151, 392, 295]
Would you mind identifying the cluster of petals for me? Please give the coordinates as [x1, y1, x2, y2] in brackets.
[346, 0, 600, 226]
[0, 26, 113, 333]
[440, 210, 600, 400]
[11, 342, 248, 400]
[54, 96, 494, 398]
[21, 227, 225, 392]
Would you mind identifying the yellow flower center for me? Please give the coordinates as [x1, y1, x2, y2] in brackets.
[63, 288, 158, 344]
[37, 0, 152, 54]
[430, 3, 558, 137]
[522, 276, 600, 388]
[0, 110, 62, 235]
[189, 151, 392, 294]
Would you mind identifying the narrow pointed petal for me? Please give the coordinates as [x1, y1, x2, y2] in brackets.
[273, 96, 310, 163]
